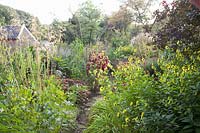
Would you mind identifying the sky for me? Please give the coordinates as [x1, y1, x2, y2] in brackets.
[0, 0, 122, 24]
[0, 0, 171, 24]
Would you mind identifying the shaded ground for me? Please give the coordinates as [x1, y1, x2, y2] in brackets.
[75, 90, 101, 133]
[61, 78, 101, 133]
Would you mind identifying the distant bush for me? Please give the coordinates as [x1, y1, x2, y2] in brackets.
[114, 45, 136, 60]
[132, 32, 156, 58]
[132, 33, 153, 46]
[55, 39, 87, 79]
[111, 33, 130, 48]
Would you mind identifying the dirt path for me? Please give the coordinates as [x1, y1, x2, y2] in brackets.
[75, 91, 101, 133]
[61, 78, 101, 133]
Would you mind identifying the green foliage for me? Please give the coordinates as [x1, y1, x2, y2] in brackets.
[85, 98, 128, 133]
[132, 33, 156, 58]
[125, 0, 156, 25]
[0, 4, 40, 38]
[55, 39, 86, 79]
[111, 34, 130, 48]
[0, 1, 199, 132]
[2, 77, 76, 132]
[0, 45, 77, 132]
[67, 85, 89, 104]
[142, 57, 160, 77]
[0, 4, 19, 26]
[113, 45, 136, 60]
[108, 35, 156, 64]
[86, 49, 200, 132]
[75, 0, 102, 45]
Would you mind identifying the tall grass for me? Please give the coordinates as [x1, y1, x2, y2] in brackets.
[0, 42, 77, 132]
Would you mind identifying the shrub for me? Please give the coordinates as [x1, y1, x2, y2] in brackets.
[3, 77, 77, 132]
[111, 33, 130, 48]
[114, 45, 136, 60]
[132, 32, 156, 58]
[86, 51, 110, 74]
[85, 48, 200, 132]
[55, 39, 87, 79]
[86, 51, 111, 92]
[66, 85, 89, 105]
[154, 0, 200, 53]
[0, 45, 77, 132]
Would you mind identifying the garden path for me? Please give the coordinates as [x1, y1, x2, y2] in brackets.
[75, 90, 101, 133]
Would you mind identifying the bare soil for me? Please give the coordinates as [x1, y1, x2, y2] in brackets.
[75, 90, 101, 133]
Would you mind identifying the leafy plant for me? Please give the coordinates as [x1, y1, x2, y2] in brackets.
[86, 51, 111, 92]
[0, 45, 77, 132]
[111, 33, 130, 48]
[153, 0, 200, 53]
[67, 85, 89, 105]
[86, 51, 110, 74]
[114, 45, 136, 60]
[55, 39, 86, 79]
[86, 48, 200, 132]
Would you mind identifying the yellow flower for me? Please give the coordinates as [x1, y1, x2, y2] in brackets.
[182, 66, 187, 72]
[117, 112, 120, 117]
[141, 112, 144, 119]
[100, 87, 104, 92]
[122, 109, 127, 114]
[125, 117, 129, 123]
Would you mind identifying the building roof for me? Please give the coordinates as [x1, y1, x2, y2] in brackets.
[0, 25, 21, 40]
[0, 24, 38, 43]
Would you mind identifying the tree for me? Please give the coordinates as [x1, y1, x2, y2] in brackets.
[108, 5, 132, 34]
[0, 4, 20, 26]
[0, 4, 41, 40]
[97, 6, 133, 46]
[124, 0, 156, 25]
[74, 0, 102, 45]
[48, 19, 79, 44]
[153, 0, 200, 53]
[49, 19, 65, 44]
[16, 10, 41, 38]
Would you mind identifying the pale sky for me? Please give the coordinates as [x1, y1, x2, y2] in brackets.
[0, 0, 171, 24]
[0, 0, 122, 24]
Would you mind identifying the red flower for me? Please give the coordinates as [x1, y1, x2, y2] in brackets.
[190, 0, 200, 9]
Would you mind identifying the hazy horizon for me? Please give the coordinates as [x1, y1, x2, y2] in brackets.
[0, 0, 123, 24]
[0, 0, 171, 24]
